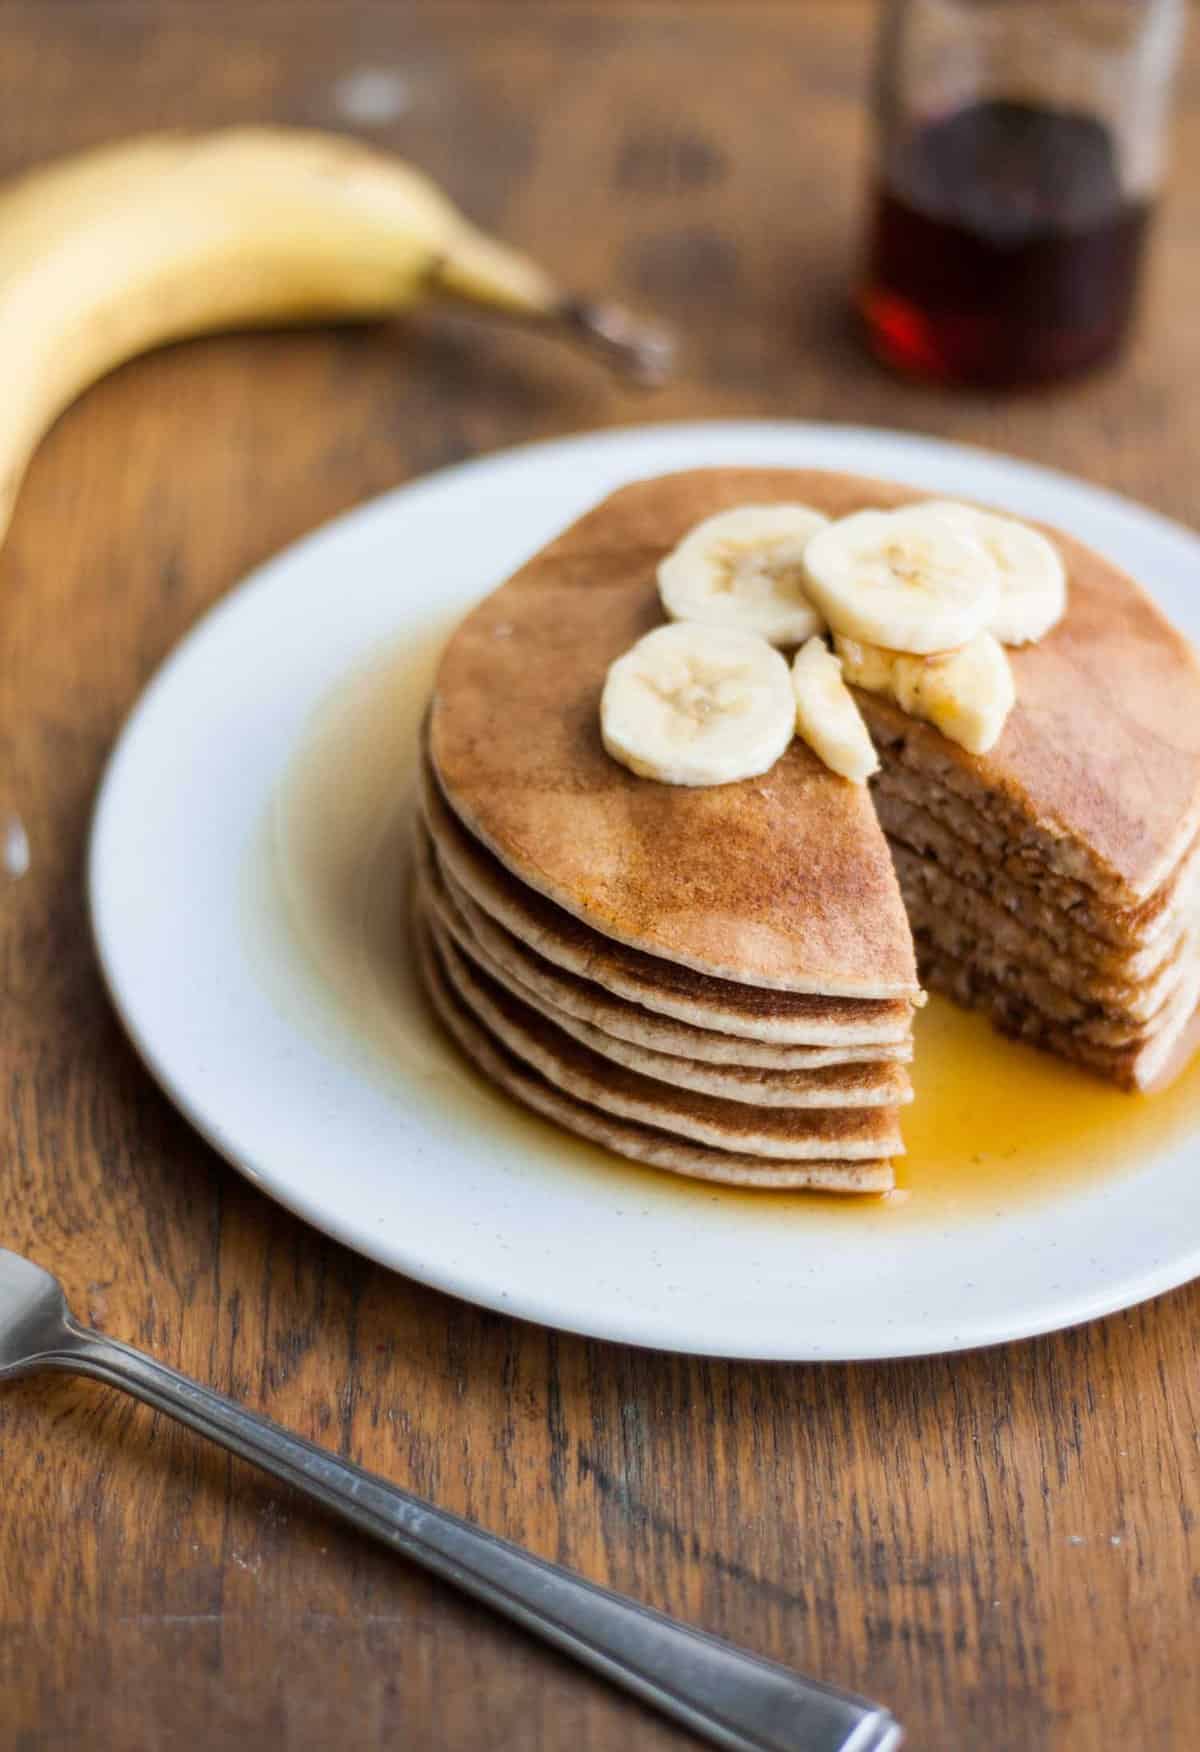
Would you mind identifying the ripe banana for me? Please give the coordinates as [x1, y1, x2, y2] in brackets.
[791, 637, 879, 784]
[600, 622, 795, 786]
[656, 504, 829, 646]
[0, 126, 672, 548]
[802, 505, 1000, 654]
[923, 501, 1067, 644]
[837, 632, 1015, 755]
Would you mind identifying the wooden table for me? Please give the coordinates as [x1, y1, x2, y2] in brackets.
[4, 5, 1200, 1748]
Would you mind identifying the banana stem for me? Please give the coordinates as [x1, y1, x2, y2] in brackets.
[428, 260, 675, 387]
[553, 297, 676, 388]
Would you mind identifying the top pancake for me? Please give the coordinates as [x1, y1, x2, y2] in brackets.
[430, 468, 921, 999]
[432, 469, 1200, 934]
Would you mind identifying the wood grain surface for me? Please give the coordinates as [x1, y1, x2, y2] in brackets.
[4, 5, 1200, 1749]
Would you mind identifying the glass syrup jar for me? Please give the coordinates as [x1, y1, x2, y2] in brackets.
[858, 0, 1185, 386]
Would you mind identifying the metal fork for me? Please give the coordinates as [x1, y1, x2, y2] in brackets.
[0, 1247, 901, 1752]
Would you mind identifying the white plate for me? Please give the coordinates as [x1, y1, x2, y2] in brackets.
[89, 421, 1200, 1360]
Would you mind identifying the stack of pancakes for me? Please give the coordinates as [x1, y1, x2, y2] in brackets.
[413, 466, 1200, 1191]
[415, 759, 916, 1192]
[416, 470, 926, 1194]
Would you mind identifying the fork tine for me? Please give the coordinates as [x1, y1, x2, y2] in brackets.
[0, 1248, 73, 1379]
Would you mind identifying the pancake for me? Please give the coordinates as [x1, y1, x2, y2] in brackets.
[907, 901, 1192, 1042]
[423, 840, 911, 1076]
[429, 911, 904, 1160]
[417, 871, 911, 1108]
[874, 789, 1200, 966]
[917, 936, 1200, 1090]
[417, 822, 911, 1066]
[891, 843, 1195, 1022]
[870, 755, 1200, 948]
[854, 606, 1200, 906]
[415, 908, 895, 1193]
[421, 757, 914, 1044]
[498, 981, 912, 1107]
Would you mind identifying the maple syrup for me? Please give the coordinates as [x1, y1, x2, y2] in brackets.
[268, 626, 1200, 1228]
[859, 100, 1152, 387]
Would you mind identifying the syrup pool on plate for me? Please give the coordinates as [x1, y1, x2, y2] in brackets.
[267, 627, 1200, 1228]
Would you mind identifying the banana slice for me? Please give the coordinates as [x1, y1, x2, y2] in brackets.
[601, 623, 795, 786]
[802, 505, 1000, 654]
[657, 504, 829, 646]
[837, 632, 1015, 755]
[924, 501, 1067, 645]
[791, 638, 879, 784]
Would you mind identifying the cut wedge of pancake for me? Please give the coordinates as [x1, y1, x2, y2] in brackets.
[430, 914, 904, 1159]
[422, 755, 914, 1046]
[415, 908, 895, 1193]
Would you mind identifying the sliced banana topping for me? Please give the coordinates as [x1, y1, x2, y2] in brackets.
[924, 500, 1067, 645]
[601, 622, 795, 787]
[791, 638, 879, 784]
[802, 505, 1000, 655]
[837, 632, 1015, 755]
[657, 504, 829, 647]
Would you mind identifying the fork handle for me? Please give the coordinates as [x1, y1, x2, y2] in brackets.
[46, 1320, 900, 1752]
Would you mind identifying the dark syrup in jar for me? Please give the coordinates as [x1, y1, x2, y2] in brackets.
[859, 98, 1152, 387]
